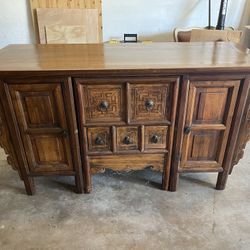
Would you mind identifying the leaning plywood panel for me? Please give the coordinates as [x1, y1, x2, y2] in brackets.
[36, 8, 99, 44]
[29, 0, 103, 43]
[46, 25, 87, 44]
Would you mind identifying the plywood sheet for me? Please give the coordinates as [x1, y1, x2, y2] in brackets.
[190, 29, 243, 43]
[46, 25, 87, 44]
[29, 0, 103, 42]
[36, 8, 99, 44]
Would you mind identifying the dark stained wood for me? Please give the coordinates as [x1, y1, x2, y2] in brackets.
[89, 154, 165, 173]
[180, 80, 240, 170]
[87, 127, 112, 153]
[0, 82, 36, 195]
[144, 126, 168, 150]
[9, 83, 74, 173]
[0, 43, 249, 194]
[216, 77, 250, 190]
[129, 82, 173, 123]
[231, 90, 250, 173]
[78, 83, 125, 124]
[62, 78, 84, 193]
[116, 126, 139, 151]
[169, 77, 190, 192]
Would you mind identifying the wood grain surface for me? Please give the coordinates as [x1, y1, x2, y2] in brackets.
[0, 43, 249, 74]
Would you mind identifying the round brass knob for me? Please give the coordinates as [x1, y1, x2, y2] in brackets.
[145, 99, 154, 110]
[99, 101, 109, 111]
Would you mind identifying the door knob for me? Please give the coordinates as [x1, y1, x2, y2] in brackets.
[184, 126, 192, 134]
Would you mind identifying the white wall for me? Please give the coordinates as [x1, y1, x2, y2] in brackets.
[0, 0, 249, 48]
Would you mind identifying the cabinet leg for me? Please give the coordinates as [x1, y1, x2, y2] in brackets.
[83, 160, 92, 194]
[168, 173, 178, 192]
[23, 176, 36, 195]
[216, 171, 228, 190]
[75, 175, 84, 194]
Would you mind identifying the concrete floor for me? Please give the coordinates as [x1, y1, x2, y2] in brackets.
[0, 144, 250, 250]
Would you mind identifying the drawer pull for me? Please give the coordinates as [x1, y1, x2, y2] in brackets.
[95, 136, 105, 145]
[151, 135, 160, 144]
[62, 130, 69, 138]
[145, 99, 154, 110]
[99, 101, 109, 111]
[184, 126, 192, 134]
[123, 136, 133, 145]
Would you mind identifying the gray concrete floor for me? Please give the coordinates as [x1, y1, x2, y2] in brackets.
[0, 144, 250, 250]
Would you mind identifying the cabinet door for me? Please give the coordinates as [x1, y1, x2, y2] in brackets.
[180, 80, 240, 171]
[9, 83, 73, 173]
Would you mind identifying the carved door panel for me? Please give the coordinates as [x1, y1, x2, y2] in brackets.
[180, 81, 240, 171]
[9, 83, 74, 173]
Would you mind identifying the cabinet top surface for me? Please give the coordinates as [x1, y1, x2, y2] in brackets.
[0, 42, 249, 73]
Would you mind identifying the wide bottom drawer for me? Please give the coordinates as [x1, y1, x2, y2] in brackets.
[89, 154, 166, 174]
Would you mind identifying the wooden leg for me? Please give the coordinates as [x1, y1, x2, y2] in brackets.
[162, 154, 170, 190]
[75, 175, 84, 194]
[216, 172, 227, 190]
[168, 77, 190, 192]
[23, 176, 36, 195]
[84, 158, 92, 194]
[168, 172, 178, 192]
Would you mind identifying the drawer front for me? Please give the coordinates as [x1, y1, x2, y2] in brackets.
[116, 126, 139, 151]
[89, 154, 165, 173]
[130, 82, 174, 123]
[145, 126, 168, 150]
[77, 83, 125, 124]
[87, 127, 111, 152]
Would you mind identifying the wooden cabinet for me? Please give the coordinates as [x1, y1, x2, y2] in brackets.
[180, 80, 240, 171]
[0, 43, 249, 195]
[9, 83, 74, 173]
[76, 77, 179, 192]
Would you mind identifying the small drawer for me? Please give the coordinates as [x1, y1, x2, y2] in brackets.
[145, 126, 168, 150]
[116, 126, 139, 151]
[130, 83, 173, 123]
[87, 127, 111, 152]
[79, 84, 125, 124]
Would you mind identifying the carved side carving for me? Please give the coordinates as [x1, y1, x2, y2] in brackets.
[232, 92, 250, 168]
[0, 105, 19, 172]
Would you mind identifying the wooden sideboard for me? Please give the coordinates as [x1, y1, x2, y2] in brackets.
[0, 43, 249, 195]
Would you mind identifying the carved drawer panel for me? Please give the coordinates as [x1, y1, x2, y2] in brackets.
[77, 83, 125, 124]
[129, 83, 173, 123]
[145, 126, 168, 150]
[116, 126, 139, 151]
[87, 127, 111, 152]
